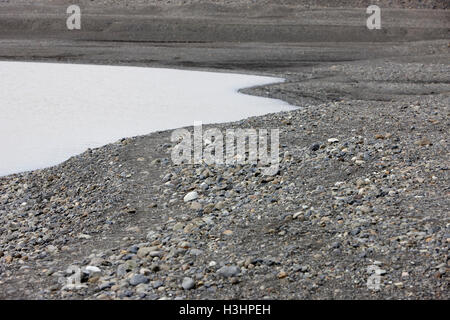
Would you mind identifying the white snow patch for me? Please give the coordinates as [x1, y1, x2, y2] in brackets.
[0, 61, 294, 176]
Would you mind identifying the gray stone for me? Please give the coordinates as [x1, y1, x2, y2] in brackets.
[217, 266, 240, 278]
[129, 274, 149, 286]
[182, 277, 195, 290]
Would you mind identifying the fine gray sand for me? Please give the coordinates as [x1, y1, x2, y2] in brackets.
[0, 1, 449, 299]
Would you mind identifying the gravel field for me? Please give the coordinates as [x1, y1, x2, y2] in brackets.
[0, 0, 449, 299]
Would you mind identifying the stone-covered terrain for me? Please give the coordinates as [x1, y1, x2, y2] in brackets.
[0, 0, 448, 299]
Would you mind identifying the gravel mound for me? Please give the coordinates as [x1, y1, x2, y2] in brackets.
[1, 58, 448, 299]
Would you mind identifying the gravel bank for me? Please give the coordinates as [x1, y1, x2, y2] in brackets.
[0, 1, 449, 299]
[1, 58, 448, 299]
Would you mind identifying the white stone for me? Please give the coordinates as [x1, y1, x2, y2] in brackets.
[209, 261, 217, 267]
[293, 211, 302, 219]
[184, 191, 199, 202]
[85, 266, 101, 274]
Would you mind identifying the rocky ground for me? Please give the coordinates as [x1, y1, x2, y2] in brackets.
[0, 1, 449, 299]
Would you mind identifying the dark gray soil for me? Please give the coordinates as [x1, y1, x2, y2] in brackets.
[0, 1, 449, 299]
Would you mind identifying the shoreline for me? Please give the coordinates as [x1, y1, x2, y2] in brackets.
[1, 63, 448, 299]
[0, 2, 449, 299]
[0, 60, 298, 178]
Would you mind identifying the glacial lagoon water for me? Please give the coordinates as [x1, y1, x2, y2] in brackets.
[0, 61, 294, 176]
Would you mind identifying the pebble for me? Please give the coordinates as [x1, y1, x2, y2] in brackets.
[182, 277, 195, 290]
[217, 266, 240, 278]
[183, 191, 199, 202]
[310, 143, 320, 151]
[85, 266, 101, 274]
[129, 274, 150, 286]
[292, 211, 302, 219]
[190, 202, 202, 210]
[223, 230, 233, 236]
